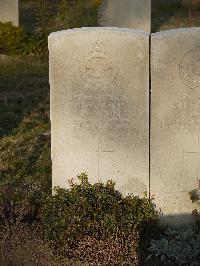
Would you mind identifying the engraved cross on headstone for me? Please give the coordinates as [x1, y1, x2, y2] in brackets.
[183, 135, 200, 185]
[96, 135, 114, 177]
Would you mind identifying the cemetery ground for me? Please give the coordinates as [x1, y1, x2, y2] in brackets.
[1, 1, 200, 265]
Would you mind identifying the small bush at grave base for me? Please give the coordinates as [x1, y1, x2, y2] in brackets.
[148, 227, 200, 265]
[41, 173, 160, 264]
[0, 22, 26, 54]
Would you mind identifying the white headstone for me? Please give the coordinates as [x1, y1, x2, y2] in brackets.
[49, 28, 149, 195]
[151, 28, 200, 225]
[99, 0, 151, 32]
[0, 0, 18, 26]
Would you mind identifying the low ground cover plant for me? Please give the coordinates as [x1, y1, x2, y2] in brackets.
[148, 226, 200, 265]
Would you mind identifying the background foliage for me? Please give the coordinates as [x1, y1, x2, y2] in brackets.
[0, 0, 101, 56]
[0, 22, 26, 54]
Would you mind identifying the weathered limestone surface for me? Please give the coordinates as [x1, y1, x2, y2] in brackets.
[49, 27, 149, 195]
[0, 0, 18, 26]
[151, 28, 200, 224]
[99, 0, 151, 32]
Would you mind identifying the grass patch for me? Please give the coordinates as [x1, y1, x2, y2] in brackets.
[0, 55, 48, 136]
[0, 98, 51, 217]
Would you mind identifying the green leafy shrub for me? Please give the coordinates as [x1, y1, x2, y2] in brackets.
[148, 227, 200, 265]
[41, 173, 160, 263]
[20, 36, 48, 56]
[0, 22, 26, 54]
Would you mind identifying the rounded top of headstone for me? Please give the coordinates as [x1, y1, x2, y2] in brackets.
[152, 27, 200, 39]
[48, 27, 149, 40]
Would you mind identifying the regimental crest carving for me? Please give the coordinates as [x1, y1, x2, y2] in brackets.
[79, 40, 119, 91]
[179, 47, 200, 89]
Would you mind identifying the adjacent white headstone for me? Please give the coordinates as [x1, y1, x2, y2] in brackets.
[99, 0, 151, 32]
[0, 0, 18, 26]
[151, 28, 200, 225]
[49, 28, 149, 195]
